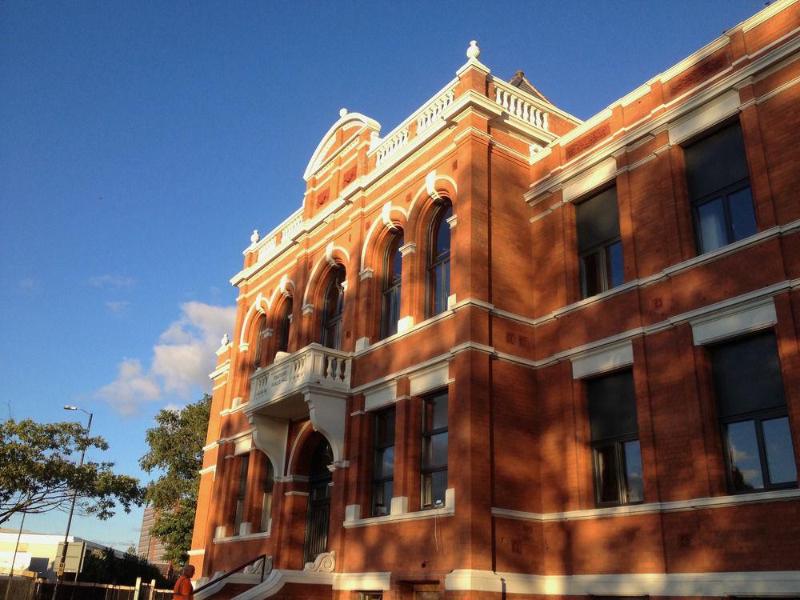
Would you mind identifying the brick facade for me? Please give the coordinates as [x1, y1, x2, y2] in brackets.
[190, 2, 800, 598]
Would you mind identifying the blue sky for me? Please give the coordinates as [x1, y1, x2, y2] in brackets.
[0, 1, 766, 551]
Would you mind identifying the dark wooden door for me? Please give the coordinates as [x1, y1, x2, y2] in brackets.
[303, 438, 333, 563]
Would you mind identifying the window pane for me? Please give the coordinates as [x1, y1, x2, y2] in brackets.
[374, 446, 395, 479]
[728, 186, 757, 242]
[762, 417, 797, 485]
[595, 444, 621, 504]
[261, 492, 272, 532]
[697, 198, 727, 253]
[607, 240, 624, 289]
[372, 480, 392, 516]
[587, 370, 638, 441]
[424, 470, 447, 507]
[435, 206, 452, 257]
[576, 187, 620, 252]
[423, 432, 448, 468]
[684, 122, 750, 200]
[431, 393, 448, 430]
[624, 440, 644, 503]
[580, 250, 602, 298]
[711, 332, 785, 418]
[726, 420, 764, 491]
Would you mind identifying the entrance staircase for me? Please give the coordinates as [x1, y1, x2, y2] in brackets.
[194, 552, 336, 600]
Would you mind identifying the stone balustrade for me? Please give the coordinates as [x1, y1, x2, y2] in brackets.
[493, 82, 549, 130]
[250, 344, 352, 407]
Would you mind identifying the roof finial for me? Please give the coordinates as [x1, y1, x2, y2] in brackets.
[250, 229, 260, 244]
[466, 40, 480, 60]
[339, 107, 348, 118]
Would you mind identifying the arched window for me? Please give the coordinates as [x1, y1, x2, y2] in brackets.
[428, 203, 452, 316]
[261, 457, 274, 533]
[253, 317, 268, 369]
[321, 266, 346, 349]
[276, 298, 293, 355]
[380, 232, 403, 339]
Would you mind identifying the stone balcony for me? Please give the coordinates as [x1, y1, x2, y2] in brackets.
[245, 344, 353, 476]
[250, 343, 352, 412]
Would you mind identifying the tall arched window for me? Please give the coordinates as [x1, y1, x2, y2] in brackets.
[276, 298, 293, 355]
[428, 203, 452, 316]
[380, 232, 403, 339]
[321, 266, 346, 349]
[253, 317, 268, 369]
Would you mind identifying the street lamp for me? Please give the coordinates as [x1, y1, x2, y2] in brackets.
[51, 405, 93, 600]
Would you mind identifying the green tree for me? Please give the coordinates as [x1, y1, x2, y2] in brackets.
[79, 546, 171, 586]
[0, 419, 143, 525]
[140, 395, 210, 564]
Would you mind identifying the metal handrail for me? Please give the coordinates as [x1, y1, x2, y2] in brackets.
[193, 553, 269, 595]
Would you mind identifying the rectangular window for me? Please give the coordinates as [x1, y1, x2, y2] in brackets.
[359, 593, 383, 600]
[421, 391, 448, 509]
[710, 332, 797, 493]
[371, 407, 395, 517]
[576, 186, 624, 298]
[233, 454, 249, 534]
[587, 370, 644, 506]
[684, 121, 757, 254]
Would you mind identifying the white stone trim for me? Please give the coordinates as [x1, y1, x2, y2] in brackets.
[212, 530, 271, 544]
[344, 504, 360, 522]
[208, 360, 231, 381]
[332, 571, 392, 591]
[691, 297, 777, 345]
[409, 361, 450, 396]
[398, 242, 416, 256]
[571, 339, 633, 379]
[667, 88, 741, 145]
[187, 549, 205, 556]
[364, 381, 397, 412]
[562, 156, 617, 203]
[742, 0, 796, 31]
[526, 32, 800, 203]
[397, 315, 414, 334]
[445, 568, 800, 596]
[344, 488, 455, 528]
[233, 436, 252, 456]
[198, 465, 216, 476]
[492, 487, 800, 524]
[390, 496, 408, 516]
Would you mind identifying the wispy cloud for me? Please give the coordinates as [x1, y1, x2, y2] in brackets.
[18, 277, 37, 291]
[105, 300, 130, 314]
[95, 302, 236, 415]
[89, 274, 136, 289]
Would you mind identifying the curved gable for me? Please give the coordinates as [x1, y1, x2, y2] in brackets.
[302, 110, 380, 181]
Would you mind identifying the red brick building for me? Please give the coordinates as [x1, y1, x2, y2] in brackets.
[189, 2, 800, 598]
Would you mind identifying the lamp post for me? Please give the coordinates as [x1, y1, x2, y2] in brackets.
[3, 512, 26, 600]
[51, 405, 92, 600]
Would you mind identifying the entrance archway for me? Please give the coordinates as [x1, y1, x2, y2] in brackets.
[302, 433, 333, 564]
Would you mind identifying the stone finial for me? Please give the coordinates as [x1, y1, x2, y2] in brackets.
[466, 40, 480, 60]
[339, 108, 348, 118]
[221, 333, 230, 346]
[250, 229, 260, 244]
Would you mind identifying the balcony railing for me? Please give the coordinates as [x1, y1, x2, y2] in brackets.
[250, 344, 352, 407]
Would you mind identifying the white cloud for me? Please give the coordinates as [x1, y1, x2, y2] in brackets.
[95, 302, 236, 415]
[105, 300, 130, 314]
[89, 274, 136, 289]
[95, 359, 161, 416]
